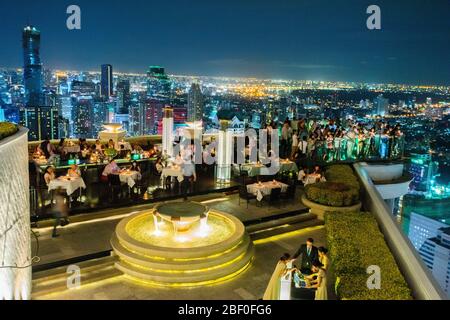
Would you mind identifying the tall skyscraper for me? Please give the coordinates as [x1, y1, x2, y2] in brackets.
[419, 226, 450, 298]
[22, 25, 43, 106]
[147, 66, 171, 100]
[187, 83, 204, 123]
[72, 97, 94, 138]
[93, 100, 108, 137]
[129, 92, 145, 136]
[116, 79, 131, 114]
[100, 64, 113, 98]
[19, 106, 59, 141]
[409, 153, 439, 193]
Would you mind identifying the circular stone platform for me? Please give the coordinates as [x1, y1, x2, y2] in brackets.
[155, 202, 208, 232]
[111, 202, 254, 287]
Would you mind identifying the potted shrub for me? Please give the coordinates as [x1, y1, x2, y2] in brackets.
[301, 165, 361, 220]
[0, 122, 18, 141]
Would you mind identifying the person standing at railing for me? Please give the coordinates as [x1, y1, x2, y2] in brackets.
[346, 128, 356, 160]
[291, 130, 299, 159]
[392, 128, 404, 158]
[326, 132, 334, 162]
[307, 134, 316, 162]
[380, 130, 389, 159]
[368, 128, 376, 157]
[357, 131, 365, 159]
[281, 121, 292, 159]
[333, 130, 342, 161]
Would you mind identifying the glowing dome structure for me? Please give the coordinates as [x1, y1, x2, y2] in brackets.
[111, 202, 254, 287]
[99, 123, 126, 143]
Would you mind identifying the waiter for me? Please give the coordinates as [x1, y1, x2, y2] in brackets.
[181, 158, 197, 200]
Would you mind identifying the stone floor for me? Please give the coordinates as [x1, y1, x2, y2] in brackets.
[32, 191, 308, 267]
[36, 225, 326, 300]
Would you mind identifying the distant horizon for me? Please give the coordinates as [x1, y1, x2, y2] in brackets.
[1, 65, 449, 89]
[1, 0, 449, 86]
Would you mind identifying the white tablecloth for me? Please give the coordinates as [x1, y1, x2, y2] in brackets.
[279, 161, 299, 173]
[161, 167, 184, 183]
[240, 164, 265, 177]
[63, 145, 81, 153]
[247, 181, 288, 201]
[48, 177, 86, 196]
[119, 171, 141, 188]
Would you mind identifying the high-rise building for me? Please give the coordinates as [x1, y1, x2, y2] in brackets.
[144, 98, 164, 135]
[19, 106, 59, 141]
[72, 97, 94, 138]
[116, 79, 131, 114]
[100, 64, 113, 98]
[187, 83, 203, 123]
[22, 26, 43, 106]
[147, 66, 171, 100]
[93, 100, 108, 137]
[409, 153, 439, 193]
[129, 92, 145, 136]
[419, 227, 450, 298]
[408, 212, 448, 250]
[71, 80, 96, 96]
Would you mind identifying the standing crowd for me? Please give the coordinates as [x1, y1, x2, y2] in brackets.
[264, 118, 404, 163]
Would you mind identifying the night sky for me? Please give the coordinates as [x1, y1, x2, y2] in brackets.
[1, 0, 449, 85]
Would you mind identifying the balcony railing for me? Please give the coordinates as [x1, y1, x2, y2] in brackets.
[353, 163, 447, 300]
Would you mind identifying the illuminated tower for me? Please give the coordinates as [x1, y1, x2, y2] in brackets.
[147, 66, 171, 101]
[116, 79, 131, 114]
[162, 107, 174, 157]
[187, 83, 204, 123]
[22, 25, 43, 106]
[100, 64, 113, 98]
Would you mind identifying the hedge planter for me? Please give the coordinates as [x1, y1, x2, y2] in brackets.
[301, 194, 361, 220]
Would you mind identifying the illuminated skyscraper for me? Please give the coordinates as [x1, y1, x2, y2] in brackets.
[101, 64, 113, 98]
[147, 66, 171, 100]
[19, 106, 59, 141]
[409, 153, 439, 193]
[187, 83, 203, 123]
[72, 97, 94, 138]
[419, 226, 450, 298]
[22, 25, 43, 106]
[116, 79, 131, 114]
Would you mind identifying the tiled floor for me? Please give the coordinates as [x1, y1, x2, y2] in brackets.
[37, 225, 326, 300]
[32, 191, 308, 267]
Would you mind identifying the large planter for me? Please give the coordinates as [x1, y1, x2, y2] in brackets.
[301, 194, 361, 221]
[0, 127, 31, 300]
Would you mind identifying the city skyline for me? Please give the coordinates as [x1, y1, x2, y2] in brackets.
[1, 0, 449, 86]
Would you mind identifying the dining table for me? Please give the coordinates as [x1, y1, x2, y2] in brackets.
[247, 180, 289, 201]
[63, 145, 81, 154]
[48, 176, 86, 196]
[119, 170, 141, 188]
[279, 159, 299, 173]
[161, 165, 184, 184]
[240, 163, 266, 177]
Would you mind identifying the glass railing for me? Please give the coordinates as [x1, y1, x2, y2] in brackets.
[308, 134, 404, 163]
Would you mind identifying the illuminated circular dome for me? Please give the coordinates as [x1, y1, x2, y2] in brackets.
[102, 123, 124, 133]
[111, 202, 254, 287]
